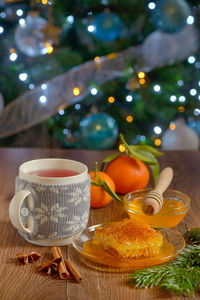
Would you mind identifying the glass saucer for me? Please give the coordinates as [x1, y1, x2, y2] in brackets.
[73, 223, 185, 272]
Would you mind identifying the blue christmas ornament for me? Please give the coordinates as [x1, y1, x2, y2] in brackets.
[188, 118, 200, 136]
[151, 0, 191, 33]
[93, 11, 121, 41]
[80, 113, 119, 150]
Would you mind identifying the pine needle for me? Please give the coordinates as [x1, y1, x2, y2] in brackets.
[127, 245, 200, 296]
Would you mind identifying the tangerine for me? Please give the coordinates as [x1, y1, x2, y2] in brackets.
[105, 155, 150, 194]
[89, 171, 115, 208]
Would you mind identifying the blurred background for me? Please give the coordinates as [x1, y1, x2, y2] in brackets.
[0, 0, 199, 150]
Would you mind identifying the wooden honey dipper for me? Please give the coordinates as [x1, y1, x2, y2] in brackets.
[142, 167, 173, 215]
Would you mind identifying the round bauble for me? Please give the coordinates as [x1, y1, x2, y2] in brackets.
[79, 113, 118, 150]
[162, 119, 199, 150]
[142, 25, 198, 69]
[141, 31, 177, 68]
[188, 118, 200, 136]
[93, 11, 121, 41]
[14, 12, 52, 57]
[151, 0, 191, 33]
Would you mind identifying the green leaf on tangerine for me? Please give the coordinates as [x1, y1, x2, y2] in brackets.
[120, 134, 156, 164]
[131, 145, 163, 157]
[100, 152, 121, 171]
[135, 150, 160, 185]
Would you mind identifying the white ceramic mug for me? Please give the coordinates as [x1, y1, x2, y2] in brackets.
[9, 158, 91, 246]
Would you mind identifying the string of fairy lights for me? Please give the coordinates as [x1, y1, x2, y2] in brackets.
[0, 0, 200, 149]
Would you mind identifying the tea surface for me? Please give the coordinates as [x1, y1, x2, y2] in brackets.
[29, 169, 79, 177]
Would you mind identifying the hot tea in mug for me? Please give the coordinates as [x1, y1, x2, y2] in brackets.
[9, 158, 91, 246]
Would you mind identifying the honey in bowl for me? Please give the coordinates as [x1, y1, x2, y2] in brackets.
[124, 189, 191, 228]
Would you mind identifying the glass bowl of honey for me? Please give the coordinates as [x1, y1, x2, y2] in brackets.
[123, 189, 191, 228]
[72, 224, 185, 272]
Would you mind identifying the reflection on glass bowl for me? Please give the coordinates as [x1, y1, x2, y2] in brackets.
[123, 189, 191, 228]
[73, 223, 185, 272]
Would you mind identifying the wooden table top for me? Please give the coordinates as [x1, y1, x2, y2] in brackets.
[0, 148, 200, 300]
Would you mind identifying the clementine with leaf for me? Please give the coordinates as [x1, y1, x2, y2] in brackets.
[89, 170, 116, 208]
[105, 155, 150, 194]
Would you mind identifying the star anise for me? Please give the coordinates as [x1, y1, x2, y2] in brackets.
[38, 257, 62, 275]
[16, 252, 41, 265]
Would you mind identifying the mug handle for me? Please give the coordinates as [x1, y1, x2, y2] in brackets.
[9, 189, 32, 234]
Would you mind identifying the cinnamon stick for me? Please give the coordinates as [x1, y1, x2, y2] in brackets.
[65, 259, 82, 282]
[52, 247, 69, 279]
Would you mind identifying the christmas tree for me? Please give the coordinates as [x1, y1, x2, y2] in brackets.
[0, 0, 199, 149]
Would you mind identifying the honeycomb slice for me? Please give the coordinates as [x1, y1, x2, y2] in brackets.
[95, 218, 163, 259]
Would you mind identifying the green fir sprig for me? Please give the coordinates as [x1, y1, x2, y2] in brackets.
[127, 245, 200, 296]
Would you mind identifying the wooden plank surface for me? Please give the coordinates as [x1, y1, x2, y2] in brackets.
[0, 148, 199, 300]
